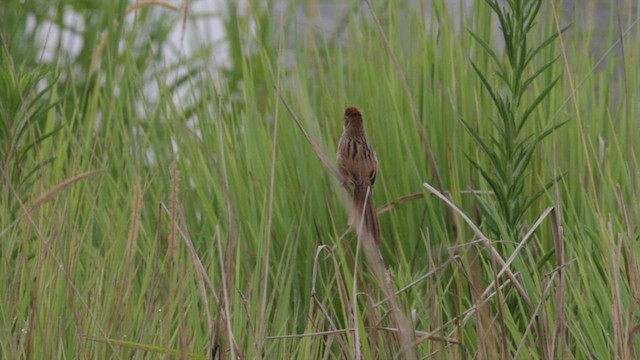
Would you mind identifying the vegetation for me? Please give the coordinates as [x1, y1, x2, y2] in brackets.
[2, 0, 639, 358]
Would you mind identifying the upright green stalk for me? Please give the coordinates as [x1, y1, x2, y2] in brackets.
[464, 0, 567, 240]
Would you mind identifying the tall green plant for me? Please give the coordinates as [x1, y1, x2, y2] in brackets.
[464, 0, 567, 240]
[0, 48, 59, 206]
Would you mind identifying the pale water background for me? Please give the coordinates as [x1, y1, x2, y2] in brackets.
[34, 0, 638, 71]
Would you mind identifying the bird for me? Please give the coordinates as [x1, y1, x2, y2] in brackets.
[336, 106, 381, 246]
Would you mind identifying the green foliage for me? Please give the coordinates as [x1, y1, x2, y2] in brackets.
[0, 47, 59, 207]
[464, 0, 568, 240]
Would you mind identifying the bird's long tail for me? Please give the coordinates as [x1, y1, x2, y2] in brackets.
[352, 185, 381, 246]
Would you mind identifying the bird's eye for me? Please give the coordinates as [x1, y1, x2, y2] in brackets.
[343, 117, 349, 127]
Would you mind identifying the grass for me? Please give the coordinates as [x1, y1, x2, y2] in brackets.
[2, 0, 640, 358]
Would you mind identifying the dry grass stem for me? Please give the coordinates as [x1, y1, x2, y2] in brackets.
[513, 271, 558, 359]
[29, 168, 106, 210]
[266, 327, 458, 344]
[277, 91, 344, 183]
[126, 176, 143, 268]
[552, 131, 567, 358]
[310, 245, 352, 355]
[168, 160, 179, 261]
[422, 182, 533, 309]
[358, 222, 417, 358]
[479, 207, 553, 300]
[374, 257, 455, 308]
[377, 193, 424, 215]
[125, 0, 179, 13]
[216, 226, 239, 359]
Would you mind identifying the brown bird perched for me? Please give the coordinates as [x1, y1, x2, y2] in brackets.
[336, 107, 381, 246]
